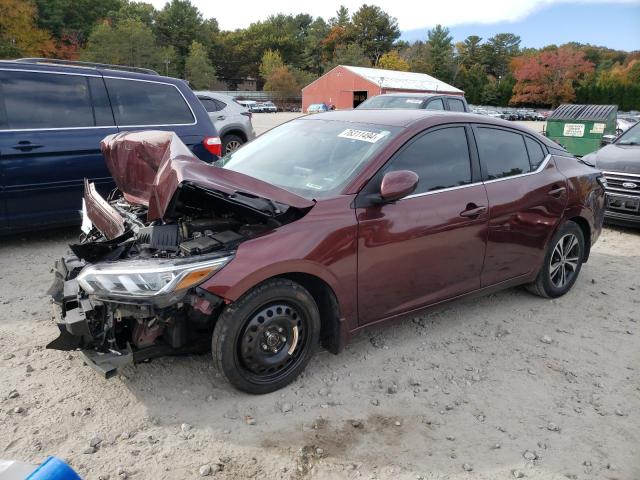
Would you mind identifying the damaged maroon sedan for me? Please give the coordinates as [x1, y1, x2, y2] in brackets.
[48, 111, 605, 393]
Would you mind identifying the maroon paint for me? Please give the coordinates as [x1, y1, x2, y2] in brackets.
[172, 112, 602, 346]
[380, 170, 419, 201]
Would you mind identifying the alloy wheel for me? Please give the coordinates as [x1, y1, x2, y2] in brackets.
[549, 233, 581, 288]
[224, 140, 242, 154]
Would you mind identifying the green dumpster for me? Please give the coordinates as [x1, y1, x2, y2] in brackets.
[546, 104, 617, 156]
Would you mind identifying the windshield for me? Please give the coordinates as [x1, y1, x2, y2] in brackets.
[617, 122, 640, 145]
[359, 96, 424, 109]
[217, 119, 400, 199]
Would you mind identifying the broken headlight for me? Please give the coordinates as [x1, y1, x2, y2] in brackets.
[76, 255, 232, 298]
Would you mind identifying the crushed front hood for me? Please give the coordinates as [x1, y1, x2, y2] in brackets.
[101, 131, 315, 221]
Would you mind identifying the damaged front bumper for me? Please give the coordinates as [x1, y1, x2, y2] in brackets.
[47, 254, 222, 379]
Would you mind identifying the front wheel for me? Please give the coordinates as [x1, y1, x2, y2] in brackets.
[212, 279, 320, 394]
[527, 220, 585, 298]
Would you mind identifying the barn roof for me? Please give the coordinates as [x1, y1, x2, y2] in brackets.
[342, 65, 463, 94]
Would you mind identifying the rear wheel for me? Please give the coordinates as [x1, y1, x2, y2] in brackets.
[222, 134, 244, 155]
[212, 279, 320, 394]
[527, 221, 585, 298]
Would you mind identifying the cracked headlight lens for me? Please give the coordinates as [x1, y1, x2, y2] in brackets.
[77, 255, 232, 298]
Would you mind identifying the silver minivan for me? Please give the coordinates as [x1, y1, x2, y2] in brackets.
[196, 92, 256, 154]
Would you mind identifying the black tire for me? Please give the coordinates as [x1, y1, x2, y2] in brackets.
[212, 278, 320, 394]
[527, 221, 585, 298]
[222, 134, 244, 155]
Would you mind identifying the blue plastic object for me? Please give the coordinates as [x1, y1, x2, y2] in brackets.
[26, 456, 81, 480]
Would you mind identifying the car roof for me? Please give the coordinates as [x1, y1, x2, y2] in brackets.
[301, 109, 558, 147]
[0, 60, 187, 85]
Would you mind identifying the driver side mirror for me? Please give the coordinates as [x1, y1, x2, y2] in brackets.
[380, 170, 419, 202]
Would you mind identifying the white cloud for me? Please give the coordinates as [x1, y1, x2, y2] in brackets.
[147, 0, 638, 31]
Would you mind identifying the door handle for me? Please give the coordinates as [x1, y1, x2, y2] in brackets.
[548, 185, 566, 197]
[460, 204, 487, 218]
[216, 115, 226, 121]
[12, 141, 43, 151]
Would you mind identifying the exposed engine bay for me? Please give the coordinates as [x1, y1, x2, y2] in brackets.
[47, 131, 313, 377]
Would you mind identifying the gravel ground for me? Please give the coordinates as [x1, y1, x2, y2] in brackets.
[1, 224, 639, 480]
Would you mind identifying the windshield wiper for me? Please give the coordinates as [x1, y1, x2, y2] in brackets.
[618, 141, 639, 146]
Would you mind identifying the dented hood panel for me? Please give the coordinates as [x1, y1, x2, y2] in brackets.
[100, 131, 315, 221]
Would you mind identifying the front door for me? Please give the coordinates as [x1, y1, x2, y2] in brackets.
[356, 125, 489, 325]
[471, 125, 568, 286]
[0, 70, 116, 231]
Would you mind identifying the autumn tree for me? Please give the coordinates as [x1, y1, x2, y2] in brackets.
[0, 0, 54, 58]
[264, 65, 300, 101]
[511, 47, 594, 107]
[378, 50, 409, 71]
[184, 40, 216, 89]
[259, 49, 285, 80]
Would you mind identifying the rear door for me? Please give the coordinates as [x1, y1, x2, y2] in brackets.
[0, 69, 117, 231]
[356, 124, 489, 325]
[472, 125, 567, 286]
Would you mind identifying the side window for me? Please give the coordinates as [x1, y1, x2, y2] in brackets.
[525, 136, 547, 170]
[105, 78, 194, 126]
[475, 127, 531, 180]
[214, 99, 227, 111]
[425, 98, 444, 110]
[0, 70, 99, 129]
[200, 98, 220, 113]
[448, 98, 466, 112]
[386, 126, 472, 195]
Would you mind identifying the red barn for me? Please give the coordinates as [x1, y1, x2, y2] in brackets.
[302, 65, 464, 111]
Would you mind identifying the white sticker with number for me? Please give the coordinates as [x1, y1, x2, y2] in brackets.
[338, 129, 389, 143]
[563, 123, 585, 137]
[590, 123, 605, 134]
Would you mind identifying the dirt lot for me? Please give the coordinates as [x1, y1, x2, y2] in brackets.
[1, 222, 639, 480]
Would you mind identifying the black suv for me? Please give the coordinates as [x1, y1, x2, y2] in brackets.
[0, 59, 220, 234]
[356, 93, 469, 112]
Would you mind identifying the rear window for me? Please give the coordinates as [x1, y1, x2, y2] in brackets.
[475, 127, 531, 180]
[0, 70, 110, 130]
[359, 96, 423, 109]
[105, 78, 194, 126]
[525, 137, 547, 169]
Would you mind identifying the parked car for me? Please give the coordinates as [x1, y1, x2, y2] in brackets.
[616, 117, 638, 135]
[48, 110, 605, 393]
[583, 121, 640, 227]
[0, 58, 220, 235]
[306, 103, 329, 113]
[196, 91, 256, 154]
[260, 101, 278, 113]
[357, 93, 469, 112]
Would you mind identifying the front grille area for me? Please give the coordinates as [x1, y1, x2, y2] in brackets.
[603, 171, 640, 217]
[603, 171, 640, 197]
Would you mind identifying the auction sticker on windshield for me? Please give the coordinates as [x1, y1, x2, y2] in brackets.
[338, 129, 389, 143]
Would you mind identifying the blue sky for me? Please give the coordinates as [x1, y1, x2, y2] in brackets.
[401, 2, 640, 50]
[156, 0, 640, 51]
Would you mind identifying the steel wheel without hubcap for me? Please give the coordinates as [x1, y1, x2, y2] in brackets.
[238, 302, 308, 383]
[549, 233, 580, 288]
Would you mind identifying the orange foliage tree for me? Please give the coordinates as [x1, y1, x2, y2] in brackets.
[510, 47, 594, 107]
[0, 0, 54, 57]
